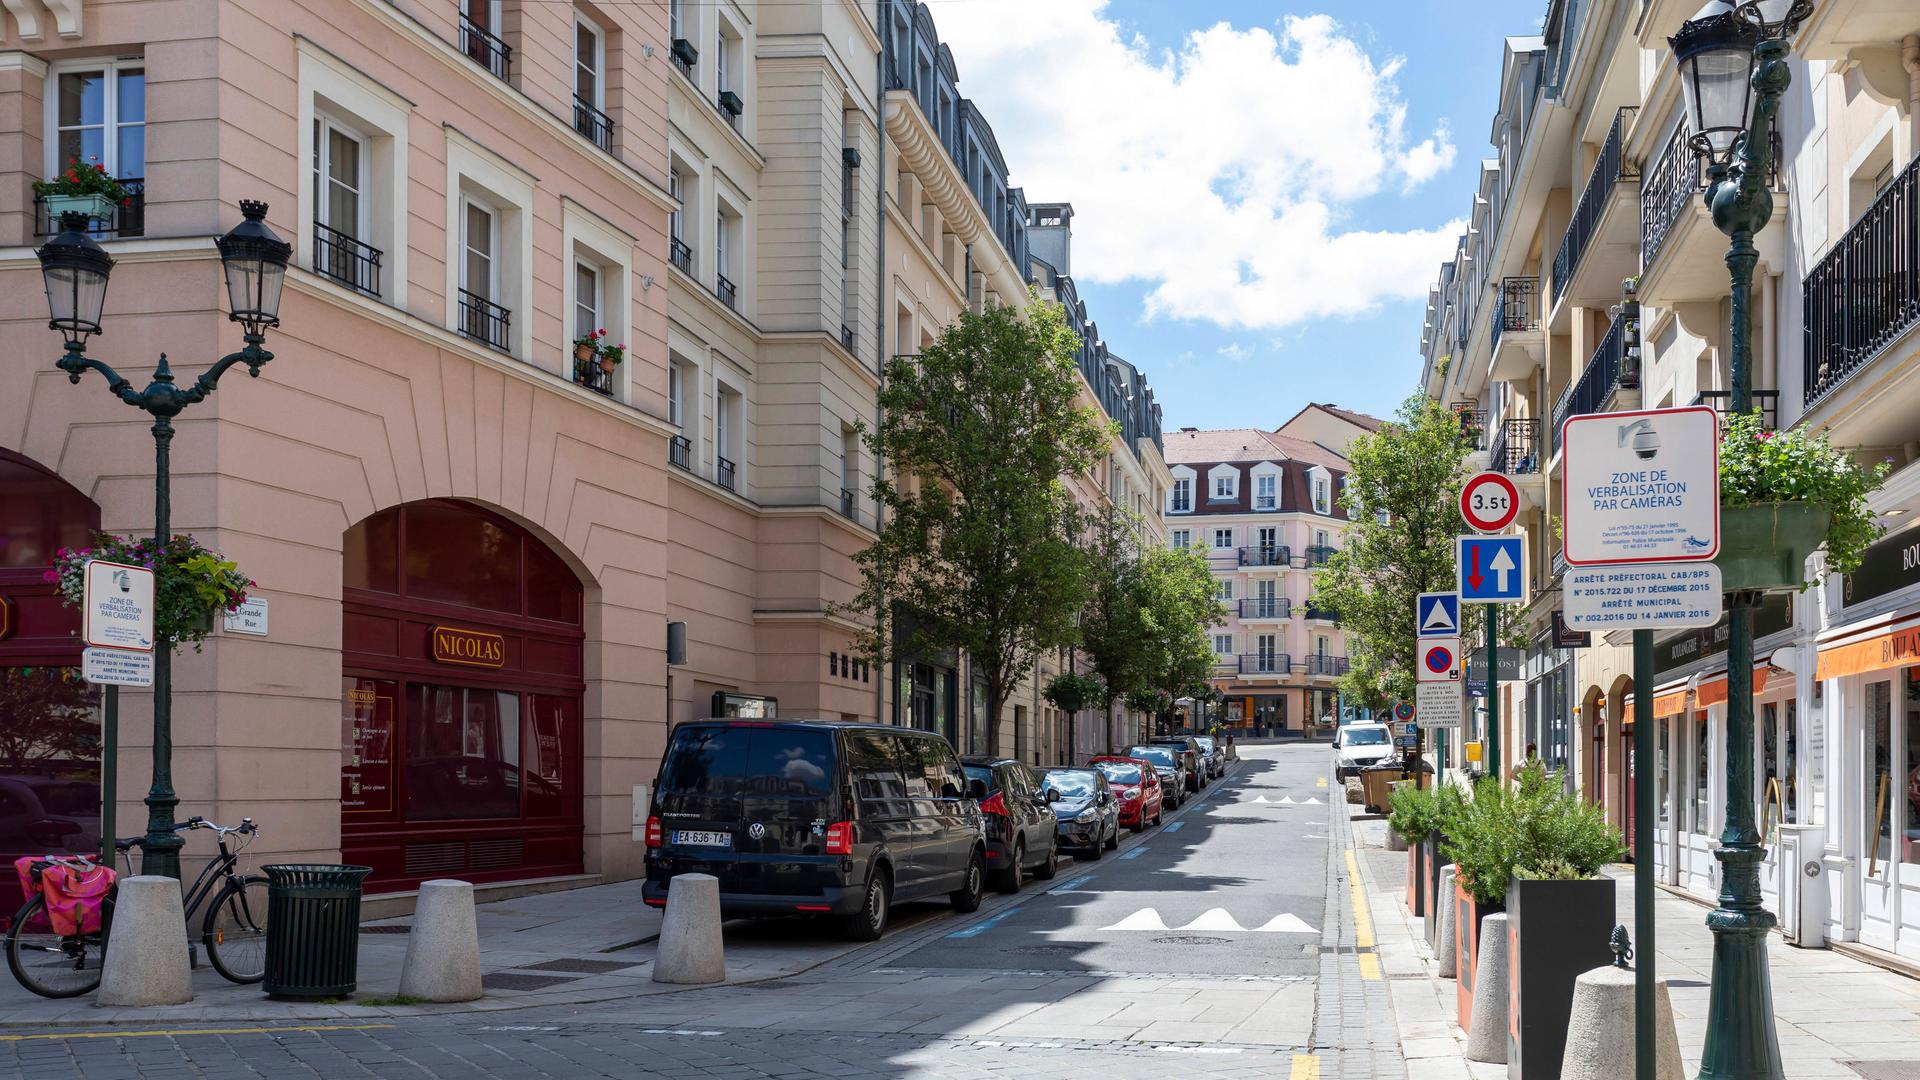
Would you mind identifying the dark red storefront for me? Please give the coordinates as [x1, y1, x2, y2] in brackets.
[341, 500, 585, 891]
[0, 449, 102, 865]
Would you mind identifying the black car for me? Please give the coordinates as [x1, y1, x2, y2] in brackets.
[1043, 768, 1120, 858]
[960, 756, 1060, 892]
[644, 720, 988, 941]
[1125, 745, 1188, 808]
[1150, 736, 1207, 792]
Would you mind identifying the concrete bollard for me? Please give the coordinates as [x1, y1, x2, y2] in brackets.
[1559, 965, 1686, 1080]
[1435, 865, 1458, 977]
[98, 876, 192, 1006]
[1386, 828, 1408, 852]
[398, 879, 482, 1002]
[653, 873, 725, 985]
[1465, 912, 1509, 1063]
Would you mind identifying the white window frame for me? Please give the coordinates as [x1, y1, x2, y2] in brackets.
[311, 114, 370, 240]
[1170, 529, 1190, 551]
[1255, 472, 1277, 511]
[562, 199, 636, 395]
[44, 58, 146, 182]
[1216, 580, 1234, 601]
[1170, 477, 1192, 513]
[460, 196, 499, 303]
[669, 167, 685, 242]
[297, 40, 412, 304]
[1212, 528, 1233, 549]
[668, 0, 684, 40]
[573, 260, 600, 341]
[714, 207, 733, 281]
[1208, 464, 1238, 501]
[668, 361, 685, 426]
[444, 130, 535, 359]
[1213, 634, 1234, 656]
[574, 13, 605, 110]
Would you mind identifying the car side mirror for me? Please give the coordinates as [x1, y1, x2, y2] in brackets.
[968, 779, 989, 800]
[1045, 789, 1061, 803]
[940, 782, 961, 799]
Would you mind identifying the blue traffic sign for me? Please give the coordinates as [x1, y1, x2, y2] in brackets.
[1458, 535, 1526, 603]
[1416, 592, 1460, 638]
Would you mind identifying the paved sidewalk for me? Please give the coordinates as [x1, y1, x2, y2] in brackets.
[0, 879, 871, 1027]
[1348, 812, 1920, 1079]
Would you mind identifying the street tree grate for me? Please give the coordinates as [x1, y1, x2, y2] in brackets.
[520, 958, 644, 974]
[481, 972, 581, 991]
[1011, 944, 1081, 955]
[1152, 936, 1230, 945]
[359, 925, 411, 934]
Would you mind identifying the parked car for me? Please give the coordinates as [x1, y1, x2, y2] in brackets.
[1190, 735, 1226, 778]
[0, 775, 101, 865]
[960, 756, 1060, 893]
[1125, 745, 1188, 807]
[1089, 756, 1164, 832]
[1043, 768, 1120, 858]
[1150, 736, 1207, 792]
[643, 720, 988, 941]
[1333, 722, 1396, 778]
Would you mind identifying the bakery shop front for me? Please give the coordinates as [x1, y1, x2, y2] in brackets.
[341, 500, 585, 890]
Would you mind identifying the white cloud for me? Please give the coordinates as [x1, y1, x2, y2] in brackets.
[1217, 342, 1254, 362]
[926, 4, 1462, 331]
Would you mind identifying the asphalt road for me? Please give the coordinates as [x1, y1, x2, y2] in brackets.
[0, 742, 1400, 1079]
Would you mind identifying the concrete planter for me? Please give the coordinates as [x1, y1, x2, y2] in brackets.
[1454, 877, 1504, 1031]
[1505, 875, 1615, 1079]
[1715, 501, 1830, 591]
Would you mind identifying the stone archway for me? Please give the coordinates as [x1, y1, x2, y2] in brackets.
[1580, 685, 1607, 806]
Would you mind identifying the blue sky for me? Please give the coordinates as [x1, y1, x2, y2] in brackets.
[928, 0, 1546, 430]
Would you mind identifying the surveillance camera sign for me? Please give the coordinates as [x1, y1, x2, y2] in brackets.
[1560, 407, 1720, 567]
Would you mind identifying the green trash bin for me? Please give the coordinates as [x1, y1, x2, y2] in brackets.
[262, 864, 372, 999]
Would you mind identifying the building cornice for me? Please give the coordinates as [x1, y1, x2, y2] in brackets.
[882, 90, 1026, 302]
[752, 607, 872, 634]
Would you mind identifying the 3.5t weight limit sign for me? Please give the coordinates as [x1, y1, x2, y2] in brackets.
[1460, 471, 1520, 533]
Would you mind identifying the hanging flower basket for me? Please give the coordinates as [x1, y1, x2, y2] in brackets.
[1717, 412, 1890, 591]
[35, 158, 128, 224]
[1715, 502, 1832, 592]
[47, 533, 255, 651]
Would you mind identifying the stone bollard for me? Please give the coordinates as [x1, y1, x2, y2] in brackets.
[398, 879, 482, 1002]
[1386, 828, 1408, 852]
[653, 873, 725, 985]
[1465, 912, 1509, 1063]
[98, 876, 192, 1006]
[1559, 965, 1686, 1080]
[1435, 865, 1458, 977]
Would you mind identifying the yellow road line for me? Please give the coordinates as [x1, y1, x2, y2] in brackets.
[0, 1023, 395, 1042]
[1343, 849, 1375, 950]
[1357, 953, 1383, 980]
[1290, 1052, 1321, 1078]
[1316, 776, 1328, 788]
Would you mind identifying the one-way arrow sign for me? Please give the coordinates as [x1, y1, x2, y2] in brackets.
[1459, 535, 1526, 604]
[1417, 592, 1459, 638]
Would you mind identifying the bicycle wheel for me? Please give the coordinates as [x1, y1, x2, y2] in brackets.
[6, 895, 105, 998]
[203, 875, 269, 984]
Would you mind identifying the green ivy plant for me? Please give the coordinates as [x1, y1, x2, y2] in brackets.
[1719, 410, 1890, 579]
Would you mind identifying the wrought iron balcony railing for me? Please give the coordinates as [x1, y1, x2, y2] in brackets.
[1489, 417, 1542, 475]
[1492, 276, 1539, 352]
[1804, 152, 1920, 407]
[1551, 106, 1638, 302]
[312, 222, 382, 295]
[1304, 654, 1349, 677]
[457, 289, 511, 352]
[1240, 653, 1291, 676]
[717, 91, 744, 131]
[1692, 390, 1779, 432]
[1551, 313, 1625, 447]
[717, 455, 737, 491]
[1238, 545, 1290, 568]
[716, 273, 738, 310]
[670, 236, 694, 275]
[839, 488, 857, 521]
[36, 177, 144, 237]
[840, 324, 855, 352]
[670, 38, 698, 79]
[669, 434, 692, 471]
[460, 15, 511, 80]
[573, 356, 614, 397]
[1305, 545, 1337, 567]
[1237, 598, 1291, 620]
[1452, 406, 1487, 451]
[573, 95, 614, 152]
[1643, 120, 1783, 272]
[1254, 493, 1278, 510]
[1303, 605, 1339, 622]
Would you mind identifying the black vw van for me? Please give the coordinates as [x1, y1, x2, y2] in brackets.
[643, 720, 988, 940]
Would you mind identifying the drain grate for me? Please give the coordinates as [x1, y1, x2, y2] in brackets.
[1152, 935, 1230, 945]
[359, 925, 411, 934]
[1845, 1064, 1920, 1080]
[519, 958, 643, 975]
[481, 972, 580, 992]
[1667, 979, 1708, 988]
[1012, 944, 1080, 955]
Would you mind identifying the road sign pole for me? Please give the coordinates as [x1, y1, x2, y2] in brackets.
[1634, 627, 1655, 1080]
[1485, 604, 1499, 782]
[99, 685, 116, 869]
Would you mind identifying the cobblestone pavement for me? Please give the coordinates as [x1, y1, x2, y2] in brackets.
[0, 745, 1407, 1079]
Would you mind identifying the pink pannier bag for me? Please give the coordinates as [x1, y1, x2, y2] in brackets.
[13, 856, 115, 936]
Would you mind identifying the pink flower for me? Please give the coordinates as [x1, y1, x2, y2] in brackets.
[41, 569, 57, 584]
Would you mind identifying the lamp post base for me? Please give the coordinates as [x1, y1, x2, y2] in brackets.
[1695, 919, 1782, 1079]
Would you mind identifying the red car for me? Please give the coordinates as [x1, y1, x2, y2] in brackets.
[1089, 756, 1164, 832]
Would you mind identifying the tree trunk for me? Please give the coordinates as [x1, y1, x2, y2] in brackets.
[1067, 710, 1076, 767]
[1104, 704, 1115, 756]
[985, 680, 1004, 758]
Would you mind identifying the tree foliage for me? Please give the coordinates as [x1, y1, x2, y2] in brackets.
[850, 293, 1113, 755]
[0, 667, 100, 772]
[1309, 394, 1477, 709]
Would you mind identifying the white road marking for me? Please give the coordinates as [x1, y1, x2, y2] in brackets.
[1253, 913, 1317, 933]
[1178, 907, 1247, 932]
[1096, 907, 1321, 934]
[1104, 908, 1172, 931]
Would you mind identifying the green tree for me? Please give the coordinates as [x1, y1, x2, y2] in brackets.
[1136, 544, 1223, 722]
[1309, 394, 1477, 709]
[1074, 509, 1158, 751]
[851, 293, 1114, 755]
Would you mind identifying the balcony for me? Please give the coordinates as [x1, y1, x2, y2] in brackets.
[670, 37, 698, 80]
[1305, 546, 1336, 568]
[1639, 120, 1783, 306]
[1551, 314, 1625, 448]
[1489, 417, 1542, 476]
[840, 324, 855, 352]
[1693, 390, 1779, 432]
[839, 488, 857, 522]
[1551, 107, 1640, 311]
[1254, 493, 1278, 511]
[1304, 654, 1349, 678]
[1212, 656, 1238, 675]
[1238, 545, 1290, 568]
[573, 96, 614, 152]
[312, 222, 382, 296]
[716, 273, 738, 310]
[1490, 276, 1543, 380]
[1239, 653, 1291, 677]
[1237, 598, 1291, 621]
[1451, 406, 1487, 451]
[459, 15, 511, 80]
[457, 290, 511, 353]
[573, 357, 614, 397]
[1304, 605, 1339, 622]
[717, 455, 737, 492]
[36, 178, 144, 238]
[717, 91, 745, 132]
[1803, 153, 1919, 409]
[670, 237, 694, 276]
[669, 435, 692, 471]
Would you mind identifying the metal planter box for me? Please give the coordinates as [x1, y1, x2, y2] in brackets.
[1505, 876, 1615, 1079]
[1406, 838, 1426, 918]
[1454, 877, 1504, 1031]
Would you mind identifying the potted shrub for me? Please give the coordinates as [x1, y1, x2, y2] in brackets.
[1716, 411, 1888, 591]
[48, 534, 254, 651]
[1502, 764, 1626, 1079]
[1389, 781, 1441, 916]
[598, 338, 626, 375]
[1441, 776, 1514, 1030]
[35, 158, 128, 223]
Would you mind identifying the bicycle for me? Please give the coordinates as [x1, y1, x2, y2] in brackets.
[4, 816, 270, 998]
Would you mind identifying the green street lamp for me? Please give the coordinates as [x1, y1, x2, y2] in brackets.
[1669, 3, 1811, 1077]
[35, 200, 292, 881]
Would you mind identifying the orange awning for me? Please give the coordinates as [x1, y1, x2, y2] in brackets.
[1816, 621, 1920, 681]
[1644, 666, 1770, 719]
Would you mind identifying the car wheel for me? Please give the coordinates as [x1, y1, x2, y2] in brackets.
[841, 871, 891, 942]
[1104, 823, 1120, 851]
[1129, 817, 1144, 834]
[1083, 832, 1103, 860]
[950, 851, 985, 913]
[1032, 839, 1059, 880]
[994, 841, 1024, 894]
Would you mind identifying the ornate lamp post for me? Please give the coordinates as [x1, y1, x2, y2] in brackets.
[34, 201, 292, 880]
[1668, 3, 1811, 1077]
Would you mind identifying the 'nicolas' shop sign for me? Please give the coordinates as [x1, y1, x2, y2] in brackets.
[430, 625, 506, 668]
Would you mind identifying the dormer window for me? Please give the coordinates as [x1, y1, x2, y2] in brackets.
[1208, 464, 1238, 502]
[1255, 473, 1277, 511]
[1170, 477, 1192, 513]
